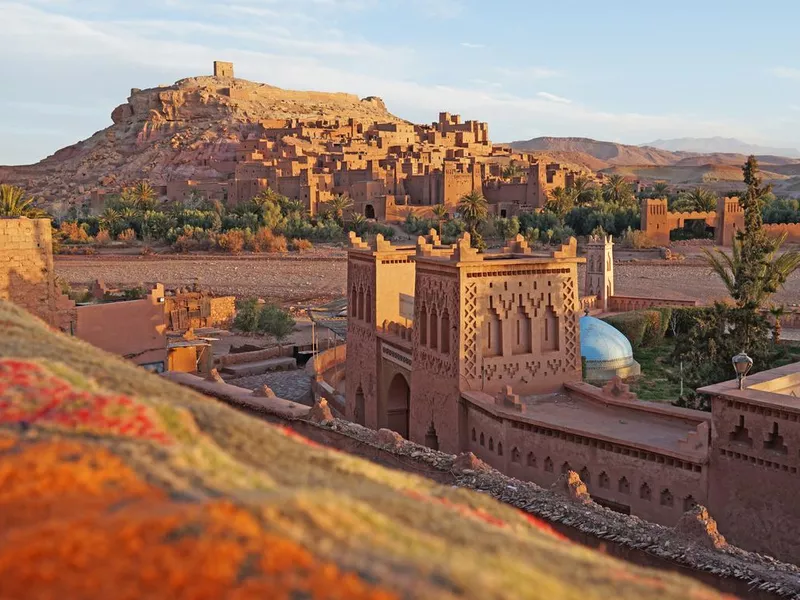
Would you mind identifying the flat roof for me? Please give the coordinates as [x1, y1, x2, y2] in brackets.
[467, 391, 703, 460]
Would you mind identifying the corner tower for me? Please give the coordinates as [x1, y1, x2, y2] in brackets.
[409, 233, 584, 453]
[584, 234, 614, 311]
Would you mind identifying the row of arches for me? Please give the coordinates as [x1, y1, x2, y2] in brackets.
[470, 428, 698, 513]
[350, 284, 372, 324]
[418, 302, 450, 354]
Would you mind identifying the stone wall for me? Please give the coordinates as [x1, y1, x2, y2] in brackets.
[0, 217, 75, 331]
[608, 295, 698, 312]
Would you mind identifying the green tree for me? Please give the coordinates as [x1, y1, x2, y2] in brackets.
[457, 190, 489, 248]
[258, 303, 296, 343]
[132, 181, 158, 211]
[502, 162, 525, 180]
[349, 213, 368, 236]
[652, 181, 669, 198]
[674, 187, 717, 213]
[99, 208, 123, 237]
[769, 305, 786, 345]
[546, 186, 576, 217]
[0, 184, 47, 217]
[323, 194, 353, 226]
[602, 174, 635, 207]
[234, 298, 260, 333]
[431, 203, 449, 233]
[571, 175, 595, 205]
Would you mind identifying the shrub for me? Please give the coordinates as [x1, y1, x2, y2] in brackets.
[257, 303, 296, 343]
[117, 228, 136, 243]
[95, 229, 112, 246]
[369, 223, 395, 239]
[669, 307, 711, 337]
[59, 221, 92, 244]
[290, 238, 313, 252]
[217, 229, 245, 254]
[234, 298, 261, 333]
[655, 307, 673, 339]
[251, 228, 288, 253]
[620, 227, 656, 249]
[640, 310, 665, 346]
[173, 234, 198, 253]
[603, 312, 648, 349]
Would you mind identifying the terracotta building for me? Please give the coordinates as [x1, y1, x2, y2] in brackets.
[342, 230, 800, 564]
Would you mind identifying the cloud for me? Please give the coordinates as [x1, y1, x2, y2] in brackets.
[0, 0, 770, 162]
[460, 42, 485, 49]
[537, 92, 572, 104]
[770, 66, 800, 80]
[496, 66, 563, 80]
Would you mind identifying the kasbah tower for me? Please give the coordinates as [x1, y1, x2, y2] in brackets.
[345, 231, 582, 454]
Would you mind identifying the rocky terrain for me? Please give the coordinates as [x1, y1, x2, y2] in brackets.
[0, 75, 401, 207]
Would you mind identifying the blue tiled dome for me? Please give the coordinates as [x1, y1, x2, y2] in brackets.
[580, 315, 634, 367]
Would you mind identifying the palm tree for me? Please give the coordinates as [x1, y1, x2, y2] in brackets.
[99, 208, 123, 237]
[769, 305, 786, 344]
[703, 232, 800, 309]
[349, 213, 368, 236]
[674, 187, 717, 213]
[431, 203, 449, 234]
[571, 174, 594, 205]
[323, 194, 353, 225]
[546, 186, 576, 217]
[0, 184, 47, 217]
[458, 191, 488, 247]
[132, 181, 157, 211]
[602, 174, 634, 206]
[502, 162, 525, 180]
[653, 181, 669, 198]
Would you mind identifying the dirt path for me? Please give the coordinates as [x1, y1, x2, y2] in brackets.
[54, 253, 800, 306]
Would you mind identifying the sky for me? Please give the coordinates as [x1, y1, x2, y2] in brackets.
[4, 0, 800, 165]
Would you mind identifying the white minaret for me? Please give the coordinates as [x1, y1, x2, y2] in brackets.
[584, 234, 614, 311]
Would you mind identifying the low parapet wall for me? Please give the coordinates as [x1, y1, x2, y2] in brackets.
[217, 345, 294, 367]
[608, 295, 698, 312]
[305, 344, 347, 413]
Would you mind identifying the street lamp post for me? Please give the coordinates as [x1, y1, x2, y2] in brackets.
[732, 352, 754, 390]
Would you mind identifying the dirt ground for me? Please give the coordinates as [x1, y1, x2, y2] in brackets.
[54, 247, 800, 307]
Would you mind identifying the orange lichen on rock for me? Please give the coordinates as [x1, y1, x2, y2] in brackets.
[0, 497, 396, 600]
[0, 359, 173, 445]
[0, 438, 163, 530]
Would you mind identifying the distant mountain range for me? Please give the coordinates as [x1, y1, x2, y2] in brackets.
[642, 137, 800, 158]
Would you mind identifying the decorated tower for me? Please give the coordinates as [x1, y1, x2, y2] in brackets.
[584, 234, 614, 311]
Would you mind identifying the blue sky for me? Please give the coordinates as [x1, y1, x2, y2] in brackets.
[3, 0, 800, 164]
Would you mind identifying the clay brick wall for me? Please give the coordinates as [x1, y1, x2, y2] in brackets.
[76, 284, 167, 367]
[708, 395, 800, 563]
[608, 295, 698, 312]
[213, 61, 234, 78]
[0, 218, 75, 331]
[763, 222, 800, 243]
[464, 399, 708, 526]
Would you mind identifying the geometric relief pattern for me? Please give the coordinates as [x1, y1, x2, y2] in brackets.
[561, 276, 580, 368]
[462, 282, 478, 380]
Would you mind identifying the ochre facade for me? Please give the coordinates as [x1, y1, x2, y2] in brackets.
[343, 230, 800, 565]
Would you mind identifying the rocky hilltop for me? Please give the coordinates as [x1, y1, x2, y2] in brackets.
[0, 75, 400, 206]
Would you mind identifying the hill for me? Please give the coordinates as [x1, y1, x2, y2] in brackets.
[644, 137, 800, 158]
[508, 136, 684, 166]
[0, 74, 400, 206]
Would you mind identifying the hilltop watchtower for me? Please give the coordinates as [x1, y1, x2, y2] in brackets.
[213, 61, 234, 79]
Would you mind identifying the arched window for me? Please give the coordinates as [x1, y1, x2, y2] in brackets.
[479, 433, 485, 446]
[618, 477, 630, 494]
[561, 461, 572, 474]
[599, 471, 610, 489]
[511, 447, 521, 463]
[440, 309, 450, 353]
[471, 428, 476, 442]
[579, 467, 591, 485]
[357, 287, 365, 320]
[527, 452, 536, 468]
[683, 495, 697, 512]
[365, 288, 372, 323]
[660, 489, 673, 507]
[640, 483, 651, 501]
[489, 437, 494, 451]
[497, 442, 503, 456]
[544, 457, 554, 472]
